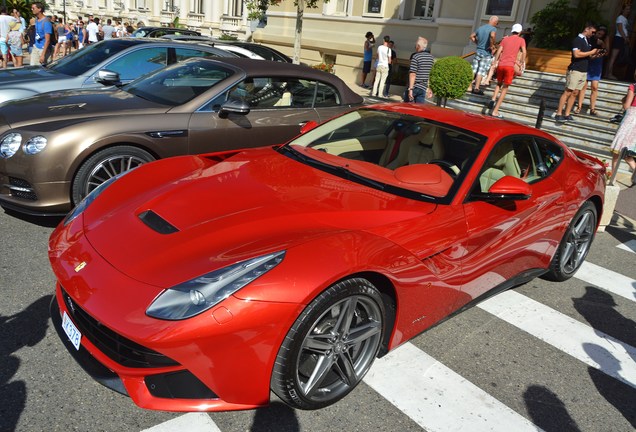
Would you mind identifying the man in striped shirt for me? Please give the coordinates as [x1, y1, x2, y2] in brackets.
[406, 37, 434, 103]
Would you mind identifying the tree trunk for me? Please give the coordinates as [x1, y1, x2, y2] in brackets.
[293, 1, 304, 64]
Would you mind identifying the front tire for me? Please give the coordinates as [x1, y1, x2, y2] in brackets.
[271, 278, 385, 410]
[71, 146, 155, 205]
[544, 201, 597, 281]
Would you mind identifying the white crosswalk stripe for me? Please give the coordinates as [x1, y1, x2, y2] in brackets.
[141, 413, 221, 432]
[616, 239, 636, 254]
[363, 342, 543, 432]
[575, 261, 636, 302]
[478, 290, 636, 389]
[144, 243, 636, 432]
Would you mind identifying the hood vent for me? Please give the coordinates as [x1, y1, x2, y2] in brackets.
[138, 210, 179, 234]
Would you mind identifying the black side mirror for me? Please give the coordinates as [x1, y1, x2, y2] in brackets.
[219, 99, 251, 117]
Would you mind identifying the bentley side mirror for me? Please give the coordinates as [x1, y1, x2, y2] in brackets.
[94, 69, 122, 86]
[219, 99, 251, 117]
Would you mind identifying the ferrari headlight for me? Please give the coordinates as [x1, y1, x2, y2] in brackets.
[146, 251, 286, 320]
[0, 133, 22, 158]
[63, 172, 123, 226]
[23, 135, 48, 154]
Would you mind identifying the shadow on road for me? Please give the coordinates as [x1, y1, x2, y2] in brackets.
[2, 208, 64, 228]
[250, 401, 300, 432]
[0, 295, 52, 431]
[523, 385, 581, 432]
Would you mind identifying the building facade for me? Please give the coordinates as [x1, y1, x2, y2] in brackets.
[50, 0, 625, 86]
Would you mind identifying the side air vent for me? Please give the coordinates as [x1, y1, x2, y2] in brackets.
[138, 210, 179, 234]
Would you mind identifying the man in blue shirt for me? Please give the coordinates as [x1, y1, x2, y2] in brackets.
[470, 16, 498, 95]
[30, 2, 53, 66]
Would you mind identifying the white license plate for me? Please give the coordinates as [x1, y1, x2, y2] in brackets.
[62, 311, 82, 351]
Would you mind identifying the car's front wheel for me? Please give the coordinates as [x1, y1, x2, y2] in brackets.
[544, 201, 597, 281]
[271, 278, 385, 410]
[72, 146, 155, 205]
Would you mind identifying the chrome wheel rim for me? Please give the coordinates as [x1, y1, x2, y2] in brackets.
[295, 295, 382, 403]
[84, 155, 148, 197]
[561, 209, 595, 274]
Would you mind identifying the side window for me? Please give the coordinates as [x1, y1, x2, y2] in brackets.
[477, 136, 535, 193]
[226, 77, 294, 108]
[175, 48, 219, 61]
[534, 138, 563, 178]
[105, 47, 167, 80]
[314, 81, 340, 107]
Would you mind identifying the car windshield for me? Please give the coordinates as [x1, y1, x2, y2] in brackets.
[283, 108, 486, 203]
[48, 40, 137, 76]
[123, 59, 235, 106]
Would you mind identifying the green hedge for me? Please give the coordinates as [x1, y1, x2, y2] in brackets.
[429, 56, 473, 102]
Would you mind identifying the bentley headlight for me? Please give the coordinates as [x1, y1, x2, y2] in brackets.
[147, 251, 286, 320]
[23, 136, 48, 155]
[0, 133, 22, 158]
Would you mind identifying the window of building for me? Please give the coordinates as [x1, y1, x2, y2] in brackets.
[224, 0, 243, 17]
[135, 0, 148, 10]
[190, 0, 204, 14]
[363, 0, 384, 17]
[413, 0, 435, 19]
[481, 0, 518, 20]
[324, 0, 350, 16]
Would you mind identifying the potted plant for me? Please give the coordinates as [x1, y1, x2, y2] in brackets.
[429, 56, 473, 107]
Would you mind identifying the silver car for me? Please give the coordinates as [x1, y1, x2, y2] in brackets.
[0, 38, 235, 104]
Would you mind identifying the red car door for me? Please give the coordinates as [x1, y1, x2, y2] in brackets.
[458, 135, 566, 305]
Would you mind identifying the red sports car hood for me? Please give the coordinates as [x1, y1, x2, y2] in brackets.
[83, 147, 436, 288]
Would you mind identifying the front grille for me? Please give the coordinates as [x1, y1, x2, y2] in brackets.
[146, 370, 218, 399]
[61, 287, 179, 368]
[8, 177, 37, 201]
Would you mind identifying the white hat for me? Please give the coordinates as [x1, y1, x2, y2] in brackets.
[512, 23, 523, 34]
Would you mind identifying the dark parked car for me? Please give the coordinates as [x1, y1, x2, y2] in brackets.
[0, 38, 235, 104]
[0, 58, 363, 215]
[132, 26, 201, 38]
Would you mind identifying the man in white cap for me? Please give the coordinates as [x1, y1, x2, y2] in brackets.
[488, 23, 527, 118]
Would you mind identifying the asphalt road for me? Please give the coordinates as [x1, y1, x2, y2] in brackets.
[1, 208, 635, 432]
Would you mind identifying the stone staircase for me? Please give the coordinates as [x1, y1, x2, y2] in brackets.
[445, 69, 628, 165]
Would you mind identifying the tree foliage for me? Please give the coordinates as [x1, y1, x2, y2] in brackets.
[429, 56, 473, 102]
[530, 0, 606, 50]
[245, 0, 328, 65]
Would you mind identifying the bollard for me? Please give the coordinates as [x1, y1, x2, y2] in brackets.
[535, 98, 545, 129]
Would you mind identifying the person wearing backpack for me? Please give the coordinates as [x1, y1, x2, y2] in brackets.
[30, 2, 53, 66]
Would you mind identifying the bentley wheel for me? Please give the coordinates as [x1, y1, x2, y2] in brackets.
[72, 146, 155, 205]
[544, 201, 597, 281]
[271, 278, 385, 410]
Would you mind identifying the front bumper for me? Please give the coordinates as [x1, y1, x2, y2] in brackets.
[49, 217, 304, 412]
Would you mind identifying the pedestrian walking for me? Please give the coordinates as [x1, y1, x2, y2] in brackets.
[405, 37, 434, 103]
[576, 25, 609, 116]
[470, 15, 498, 95]
[554, 23, 599, 123]
[371, 35, 391, 97]
[607, 4, 630, 80]
[383, 41, 397, 97]
[488, 24, 526, 118]
[360, 31, 375, 88]
[6, 20, 24, 67]
[610, 74, 636, 185]
[30, 2, 53, 66]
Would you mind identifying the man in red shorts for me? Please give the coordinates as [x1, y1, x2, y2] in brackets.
[488, 23, 526, 119]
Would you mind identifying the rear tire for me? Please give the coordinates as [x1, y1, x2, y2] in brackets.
[544, 201, 597, 281]
[271, 278, 385, 410]
[72, 146, 155, 205]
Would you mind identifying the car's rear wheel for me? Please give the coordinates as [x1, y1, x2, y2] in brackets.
[544, 201, 597, 281]
[72, 146, 155, 205]
[271, 278, 385, 410]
